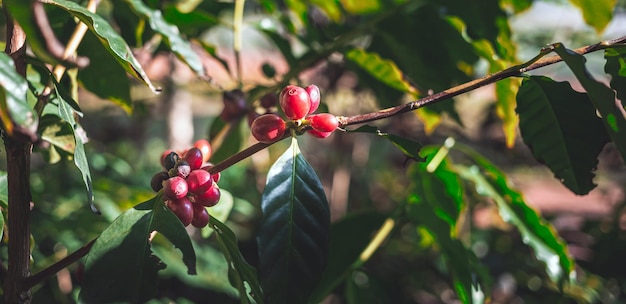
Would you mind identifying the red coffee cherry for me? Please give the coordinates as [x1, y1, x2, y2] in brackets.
[280, 85, 310, 120]
[184, 147, 204, 170]
[193, 139, 212, 163]
[260, 92, 278, 109]
[191, 205, 210, 228]
[186, 169, 213, 194]
[305, 85, 320, 114]
[201, 164, 221, 183]
[220, 89, 248, 121]
[167, 197, 193, 226]
[163, 176, 188, 199]
[196, 182, 221, 207]
[251, 114, 286, 143]
[307, 129, 333, 139]
[309, 113, 339, 133]
[150, 171, 169, 192]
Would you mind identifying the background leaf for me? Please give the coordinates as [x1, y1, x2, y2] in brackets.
[344, 48, 417, 95]
[257, 138, 331, 303]
[349, 125, 424, 161]
[568, 0, 616, 33]
[516, 76, 609, 195]
[604, 46, 626, 103]
[0, 52, 38, 136]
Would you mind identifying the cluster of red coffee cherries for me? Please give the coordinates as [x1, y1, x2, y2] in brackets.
[250, 84, 339, 143]
[151, 139, 221, 228]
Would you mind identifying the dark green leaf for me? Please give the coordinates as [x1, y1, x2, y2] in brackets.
[208, 118, 244, 164]
[568, 0, 616, 33]
[309, 211, 387, 304]
[78, 31, 133, 113]
[80, 196, 196, 303]
[349, 125, 424, 161]
[162, 6, 218, 37]
[0, 52, 38, 136]
[44, 0, 159, 93]
[516, 76, 609, 195]
[257, 138, 330, 303]
[209, 215, 264, 303]
[124, 0, 206, 76]
[455, 150, 575, 284]
[604, 46, 626, 103]
[551, 44, 626, 165]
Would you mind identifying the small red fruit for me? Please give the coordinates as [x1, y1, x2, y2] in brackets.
[167, 197, 193, 226]
[186, 169, 213, 194]
[193, 139, 212, 163]
[251, 114, 286, 143]
[201, 164, 221, 183]
[309, 113, 339, 133]
[184, 147, 204, 170]
[260, 93, 278, 109]
[220, 89, 248, 121]
[307, 129, 333, 138]
[163, 176, 188, 199]
[305, 85, 320, 114]
[196, 182, 221, 207]
[191, 205, 210, 228]
[280, 85, 310, 120]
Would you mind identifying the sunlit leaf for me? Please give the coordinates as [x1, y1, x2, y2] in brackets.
[124, 0, 206, 76]
[310, 0, 342, 22]
[349, 125, 424, 161]
[257, 138, 330, 303]
[604, 46, 626, 104]
[80, 196, 196, 303]
[42, 0, 159, 93]
[0, 52, 38, 136]
[340, 0, 381, 14]
[455, 156, 574, 285]
[552, 43, 626, 164]
[345, 48, 417, 95]
[568, 0, 616, 33]
[516, 76, 608, 195]
[309, 211, 387, 303]
[209, 215, 263, 303]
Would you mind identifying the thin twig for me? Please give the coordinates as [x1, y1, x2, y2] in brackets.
[23, 239, 97, 290]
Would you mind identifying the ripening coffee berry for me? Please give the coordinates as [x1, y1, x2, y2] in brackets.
[191, 205, 210, 228]
[150, 171, 169, 192]
[167, 197, 193, 226]
[163, 176, 188, 199]
[220, 89, 247, 121]
[174, 160, 191, 179]
[260, 93, 278, 109]
[309, 113, 339, 133]
[251, 114, 286, 143]
[305, 85, 320, 114]
[184, 147, 204, 170]
[186, 169, 213, 194]
[163, 151, 180, 171]
[201, 164, 221, 183]
[193, 139, 212, 163]
[307, 129, 333, 139]
[280, 85, 310, 120]
[196, 182, 221, 207]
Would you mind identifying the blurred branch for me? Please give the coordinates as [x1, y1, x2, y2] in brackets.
[23, 239, 97, 290]
[336, 35, 626, 127]
[233, 0, 245, 88]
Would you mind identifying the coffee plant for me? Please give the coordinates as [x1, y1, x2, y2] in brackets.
[1, 0, 626, 303]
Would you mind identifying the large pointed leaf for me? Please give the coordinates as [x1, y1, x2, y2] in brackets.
[42, 0, 159, 93]
[209, 215, 263, 303]
[80, 196, 196, 303]
[551, 44, 626, 164]
[123, 0, 206, 77]
[516, 76, 609, 195]
[0, 52, 38, 136]
[257, 138, 330, 303]
[348, 125, 424, 161]
[568, 0, 616, 33]
[604, 46, 626, 103]
[455, 150, 575, 284]
[344, 49, 418, 95]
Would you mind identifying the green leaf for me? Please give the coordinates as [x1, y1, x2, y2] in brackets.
[123, 0, 206, 77]
[209, 215, 264, 303]
[551, 44, 626, 165]
[348, 125, 424, 161]
[43, 0, 159, 93]
[568, 0, 616, 33]
[340, 0, 381, 15]
[257, 138, 331, 303]
[80, 196, 196, 303]
[516, 76, 609, 195]
[208, 118, 244, 164]
[455, 153, 574, 284]
[78, 31, 132, 113]
[345, 48, 418, 95]
[163, 6, 218, 37]
[604, 46, 626, 103]
[310, 0, 342, 22]
[0, 52, 38, 136]
[309, 211, 387, 304]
